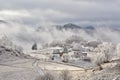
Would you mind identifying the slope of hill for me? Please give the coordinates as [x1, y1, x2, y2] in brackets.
[0, 35, 25, 63]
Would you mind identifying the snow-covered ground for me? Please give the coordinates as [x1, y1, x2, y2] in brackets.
[0, 35, 120, 80]
[0, 57, 86, 80]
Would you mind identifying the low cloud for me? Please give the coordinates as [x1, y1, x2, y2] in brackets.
[0, 21, 120, 51]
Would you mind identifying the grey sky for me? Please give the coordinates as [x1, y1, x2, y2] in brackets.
[0, 0, 120, 25]
[0, 0, 120, 50]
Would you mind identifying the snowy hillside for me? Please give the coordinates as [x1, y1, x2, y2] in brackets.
[0, 35, 26, 63]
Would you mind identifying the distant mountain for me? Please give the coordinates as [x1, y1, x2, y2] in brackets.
[56, 23, 96, 31]
[84, 26, 95, 30]
[83, 26, 96, 36]
[63, 23, 82, 30]
[36, 23, 96, 37]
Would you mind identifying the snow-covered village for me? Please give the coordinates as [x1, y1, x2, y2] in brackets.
[0, 0, 120, 80]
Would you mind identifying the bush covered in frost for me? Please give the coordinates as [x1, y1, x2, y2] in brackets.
[98, 42, 115, 62]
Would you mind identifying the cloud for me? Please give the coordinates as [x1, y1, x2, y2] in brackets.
[0, 22, 120, 51]
[0, 22, 76, 50]
[0, 0, 120, 50]
[0, 10, 32, 24]
[0, 10, 31, 17]
[0, 0, 119, 24]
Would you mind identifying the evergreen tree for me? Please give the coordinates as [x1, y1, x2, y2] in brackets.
[32, 42, 37, 50]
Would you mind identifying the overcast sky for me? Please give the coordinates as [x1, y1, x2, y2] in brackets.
[0, 0, 120, 25]
[0, 0, 120, 50]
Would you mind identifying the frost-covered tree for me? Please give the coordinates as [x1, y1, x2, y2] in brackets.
[92, 52, 107, 66]
[86, 41, 101, 48]
[97, 42, 115, 62]
[0, 35, 24, 61]
[0, 35, 23, 53]
[0, 35, 13, 47]
[49, 40, 65, 47]
[92, 42, 115, 69]
[65, 35, 85, 44]
[116, 43, 120, 58]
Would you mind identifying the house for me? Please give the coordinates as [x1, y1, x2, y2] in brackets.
[51, 47, 63, 61]
[53, 49, 61, 57]
[74, 51, 88, 60]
